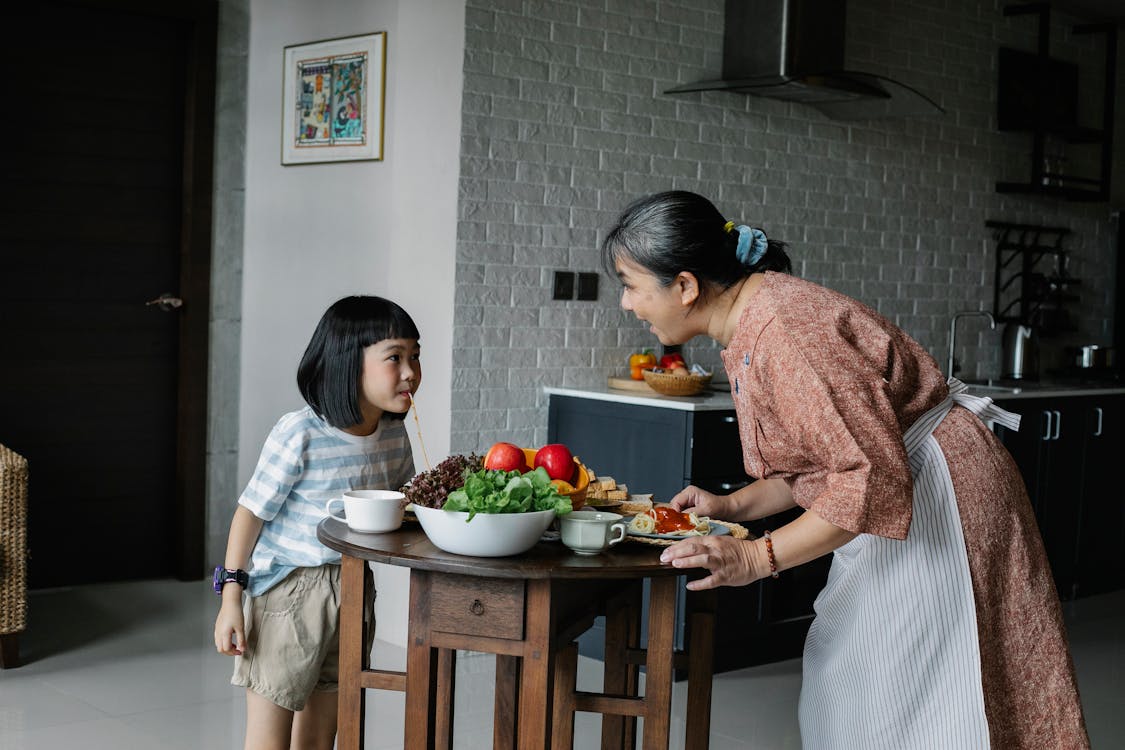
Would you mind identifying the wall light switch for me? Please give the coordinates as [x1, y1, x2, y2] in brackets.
[552, 270, 575, 300]
[577, 272, 599, 301]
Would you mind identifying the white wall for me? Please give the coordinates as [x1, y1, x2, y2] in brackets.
[242, 0, 464, 645]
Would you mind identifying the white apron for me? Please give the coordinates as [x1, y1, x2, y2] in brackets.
[798, 378, 1020, 749]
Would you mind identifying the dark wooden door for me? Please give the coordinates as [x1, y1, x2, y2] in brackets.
[0, 1, 215, 588]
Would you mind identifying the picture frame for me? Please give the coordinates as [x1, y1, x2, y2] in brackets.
[281, 32, 386, 165]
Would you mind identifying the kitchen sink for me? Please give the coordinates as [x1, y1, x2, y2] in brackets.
[961, 379, 1023, 395]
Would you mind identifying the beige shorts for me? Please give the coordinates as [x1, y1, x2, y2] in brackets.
[231, 564, 375, 712]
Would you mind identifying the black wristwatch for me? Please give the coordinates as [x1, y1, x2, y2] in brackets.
[213, 566, 249, 595]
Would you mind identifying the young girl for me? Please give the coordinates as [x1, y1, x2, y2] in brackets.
[213, 295, 420, 750]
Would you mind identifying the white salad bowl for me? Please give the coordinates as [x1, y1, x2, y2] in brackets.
[412, 506, 556, 557]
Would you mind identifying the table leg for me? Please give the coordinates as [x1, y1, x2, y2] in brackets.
[337, 555, 367, 750]
[684, 590, 716, 750]
[642, 577, 676, 750]
[550, 642, 578, 750]
[436, 649, 456, 750]
[405, 570, 438, 750]
[517, 579, 554, 750]
[601, 581, 641, 749]
[494, 654, 520, 750]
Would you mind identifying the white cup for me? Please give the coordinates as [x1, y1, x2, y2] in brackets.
[325, 490, 406, 533]
[559, 511, 627, 555]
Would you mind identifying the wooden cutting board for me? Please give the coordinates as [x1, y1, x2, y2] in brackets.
[607, 375, 656, 393]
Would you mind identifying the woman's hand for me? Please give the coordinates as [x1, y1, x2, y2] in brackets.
[659, 535, 768, 590]
[659, 509, 858, 591]
[670, 479, 796, 523]
[214, 593, 246, 656]
[668, 485, 730, 518]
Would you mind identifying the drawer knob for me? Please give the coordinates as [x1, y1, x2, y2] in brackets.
[469, 599, 485, 616]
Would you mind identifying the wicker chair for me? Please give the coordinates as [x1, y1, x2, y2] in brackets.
[0, 443, 28, 668]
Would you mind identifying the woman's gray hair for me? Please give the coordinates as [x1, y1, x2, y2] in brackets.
[601, 191, 790, 294]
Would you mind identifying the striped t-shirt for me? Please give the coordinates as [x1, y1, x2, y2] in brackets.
[239, 406, 415, 596]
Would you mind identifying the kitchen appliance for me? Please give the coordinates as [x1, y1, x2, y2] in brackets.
[664, 0, 944, 120]
[1069, 345, 1115, 370]
[1002, 323, 1039, 380]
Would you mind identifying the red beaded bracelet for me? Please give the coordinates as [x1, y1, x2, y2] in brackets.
[763, 530, 779, 579]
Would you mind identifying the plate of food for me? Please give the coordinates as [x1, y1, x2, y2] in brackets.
[626, 505, 727, 539]
[628, 524, 731, 540]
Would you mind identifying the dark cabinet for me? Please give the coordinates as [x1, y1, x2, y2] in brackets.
[995, 4, 1117, 202]
[994, 394, 1125, 600]
[547, 394, 829, 671]
[1075, 397, 1125, 596]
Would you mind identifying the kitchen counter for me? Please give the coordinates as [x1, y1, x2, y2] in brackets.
[959, 378, 1125, 400]
[544, 385, 735, 411]
[545, 380, 1125, 409]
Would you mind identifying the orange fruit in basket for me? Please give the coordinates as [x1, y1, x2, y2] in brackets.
[551, 479, 576, 493]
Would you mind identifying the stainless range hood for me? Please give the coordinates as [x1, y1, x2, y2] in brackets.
[666, 0, 944, 120]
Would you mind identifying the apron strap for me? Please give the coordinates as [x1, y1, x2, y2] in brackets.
[903, 378, 1021, 472]
[946, 377, 1021, 432]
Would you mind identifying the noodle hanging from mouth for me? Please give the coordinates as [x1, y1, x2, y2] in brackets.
[406, 392, 432, 470]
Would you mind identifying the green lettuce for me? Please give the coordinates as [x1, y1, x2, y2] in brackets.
[442, 466, 573, 521]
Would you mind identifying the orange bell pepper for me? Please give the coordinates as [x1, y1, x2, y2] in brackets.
[628, 349, 657, 380]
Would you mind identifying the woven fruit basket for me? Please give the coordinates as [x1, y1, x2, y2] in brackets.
[642, 369, 713, 396]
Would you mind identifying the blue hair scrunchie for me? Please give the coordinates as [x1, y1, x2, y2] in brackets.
[733, 225, 768, 267]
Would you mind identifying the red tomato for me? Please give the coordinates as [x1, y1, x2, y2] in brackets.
[483, 442, 530, 473]
[533, 443, 575, 482]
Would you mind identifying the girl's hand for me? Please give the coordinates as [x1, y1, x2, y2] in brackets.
[668, 485, 729, 518]
[214, 597, 246, 657]
[659, 535, 768, 591]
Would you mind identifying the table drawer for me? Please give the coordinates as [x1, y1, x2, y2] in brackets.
[429, 574, 525, 641]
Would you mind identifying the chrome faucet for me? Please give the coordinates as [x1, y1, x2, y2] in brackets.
[947, 310, 995, 377]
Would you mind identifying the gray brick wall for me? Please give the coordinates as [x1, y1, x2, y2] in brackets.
[451, 0, 1117, 453]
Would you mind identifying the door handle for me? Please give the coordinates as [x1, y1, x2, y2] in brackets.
[145, 293, 183, 312]
[717, 481, 750, 491]
[1093, 407, 1103, 437]
[1052, 410, 1061, 441]
[1041, 410, 1053, 441]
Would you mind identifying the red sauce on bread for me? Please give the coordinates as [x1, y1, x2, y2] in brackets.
[651, 506, 696, 534]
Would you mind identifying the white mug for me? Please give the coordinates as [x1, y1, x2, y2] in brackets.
[559, 511, 627, 555]
[325, 490, 406, 533]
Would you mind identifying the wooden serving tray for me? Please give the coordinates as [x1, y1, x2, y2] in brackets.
[607, 375, 656, 393]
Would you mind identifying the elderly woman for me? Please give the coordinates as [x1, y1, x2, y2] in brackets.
[603, 190, 1088, 749]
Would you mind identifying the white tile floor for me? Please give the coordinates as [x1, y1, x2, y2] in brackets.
[0, 579, 1121, 749]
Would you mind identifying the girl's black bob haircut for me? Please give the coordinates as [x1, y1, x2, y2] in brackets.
[601, 190, 791, 300]
[297, 295, 420, 428]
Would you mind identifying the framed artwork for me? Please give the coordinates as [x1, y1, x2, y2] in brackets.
[281, 32, 386, 165]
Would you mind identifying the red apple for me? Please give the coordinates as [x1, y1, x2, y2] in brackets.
[483, 441, 530, 473]
[533, 443, 575, 482]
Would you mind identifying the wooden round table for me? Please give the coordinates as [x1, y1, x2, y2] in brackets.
[317, 517, 716, 750]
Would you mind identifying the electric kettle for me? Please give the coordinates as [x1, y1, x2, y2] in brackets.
[1002, 323, 1038, 380]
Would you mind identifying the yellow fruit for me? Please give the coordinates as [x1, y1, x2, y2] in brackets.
[551, 479, 576, 494]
